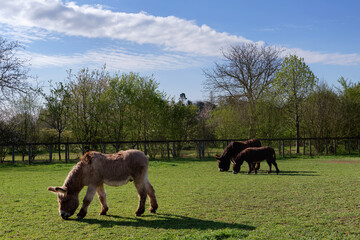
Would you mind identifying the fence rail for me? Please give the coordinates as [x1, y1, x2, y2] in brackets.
[0, 137, 359, 164]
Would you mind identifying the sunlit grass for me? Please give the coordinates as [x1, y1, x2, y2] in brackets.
[1, 155, 360, 239]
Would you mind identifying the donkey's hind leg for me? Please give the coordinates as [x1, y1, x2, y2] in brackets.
[134, 180, 147, 216]
[272, 161, 280, 175]
[97, 183, 108, 215]
[266, 160, 272, 174]
[145, 179, 158, 213]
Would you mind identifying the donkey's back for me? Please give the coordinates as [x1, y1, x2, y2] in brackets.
[85, 150, 149, 186]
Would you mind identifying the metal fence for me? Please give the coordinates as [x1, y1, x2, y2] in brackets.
[1, 137, 359, 164]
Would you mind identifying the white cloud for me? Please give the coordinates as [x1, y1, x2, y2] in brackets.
[0, 0, 249, 56]
[23, 47, 207, 71]
[289, 48, 360, 66]
[0, 0, 359, 67]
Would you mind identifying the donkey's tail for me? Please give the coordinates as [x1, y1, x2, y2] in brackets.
[273, 148, 276, 162]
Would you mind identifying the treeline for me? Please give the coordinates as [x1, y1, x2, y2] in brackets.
[1, 40, 360, 154]
[1, 68, 359, 148]
[210, 78, 360, 140]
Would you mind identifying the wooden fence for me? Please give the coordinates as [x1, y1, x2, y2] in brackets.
[0, 137, 360, 164]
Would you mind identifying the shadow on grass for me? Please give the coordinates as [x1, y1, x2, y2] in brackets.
[220, 170, 319, 176]
[77, 213, 255, 231]
[150, 157, 218, 163]
[277, 170, 319, 176]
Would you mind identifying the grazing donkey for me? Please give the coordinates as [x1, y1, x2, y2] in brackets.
[215, 139, 261, 172]
[232, 146, 279, 175]
[48, 149, 158, 220]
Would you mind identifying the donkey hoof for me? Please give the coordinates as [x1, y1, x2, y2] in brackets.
[135, 209, 145, 216]
[99, 211, 107, 216]
[149, 208, 157, 214]
[77, 211, 86, 220]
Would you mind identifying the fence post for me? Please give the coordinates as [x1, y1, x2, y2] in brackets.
[303, 139, 306, 155]
[326, 139, 328, 155]
[49, 145, 52, 163]
[167, 141, 170, 159]
[144, 142, 147, 156]
[197, 141, 201, 159]
[358, 139, 360, 155]
[12, 145, 15, 164]
[103, 144, 107, 154]
[28, 144, 31, 164]
[334, 139, 337, 155]
[173, 142, 176, 158]
[202, 141, 205, 158]
[278, 140, 281, 156]
[309, 139, 312, 156]
[282, 140, 285, 157]
[65, 143, 68, 163]
[348, 138, 351, 155]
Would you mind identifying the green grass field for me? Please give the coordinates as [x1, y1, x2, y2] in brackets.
[0, 155, 360, 239]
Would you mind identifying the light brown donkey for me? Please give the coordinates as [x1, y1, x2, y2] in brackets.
[48, 149, 158, 220]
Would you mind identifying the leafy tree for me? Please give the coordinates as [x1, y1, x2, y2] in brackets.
[66, 67, 110, 143]
[209, 101, 250, 139]
[255, 92, 288, 139]
[165, 99, 198, 156]
[10, 92, 41, 160]
[302, 83, 340, 152]
[337, 77, 360, 137]
[40, 82, 70, 160]
[274, 54, 317, 153]
[203, 42, 283, 137]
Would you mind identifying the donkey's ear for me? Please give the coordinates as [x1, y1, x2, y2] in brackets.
[55, 187, 68, 194]
[47, 186, 67, 194]
[47, 186, 57, 193]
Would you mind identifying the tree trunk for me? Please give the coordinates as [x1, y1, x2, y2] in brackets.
[58, 124, 62, 161]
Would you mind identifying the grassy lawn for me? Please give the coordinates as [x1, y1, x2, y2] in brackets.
[0, 155, 360, 239]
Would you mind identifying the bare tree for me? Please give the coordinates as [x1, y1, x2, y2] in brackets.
[0, 37, 30, 101]
[203, 42, 283, 137]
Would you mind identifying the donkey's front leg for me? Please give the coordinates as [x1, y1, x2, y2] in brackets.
[247, 162, 253, 174]
[77, 185, 97, 219]
[97, 183, 109, 215]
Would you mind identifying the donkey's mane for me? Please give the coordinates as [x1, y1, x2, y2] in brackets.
[63, 159, 89, 192]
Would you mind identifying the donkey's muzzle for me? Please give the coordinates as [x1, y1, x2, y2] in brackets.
[61, 212, 70, 220]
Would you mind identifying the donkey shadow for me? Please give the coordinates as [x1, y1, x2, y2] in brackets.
[78, 213, 255, 231]
[224, 170, 318, 176]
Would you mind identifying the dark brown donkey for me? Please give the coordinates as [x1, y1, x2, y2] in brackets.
[215, 139, 261, 172]
[48, 149, 158, 220]
[232, 146, 279, 175]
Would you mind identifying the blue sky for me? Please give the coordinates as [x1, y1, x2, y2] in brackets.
[1, 0, 359, 101]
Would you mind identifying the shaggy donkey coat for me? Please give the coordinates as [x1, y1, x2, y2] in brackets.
[215, 139, 261, 172]
[48, 149, 158, 220]
[232, 146, 279, 174]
